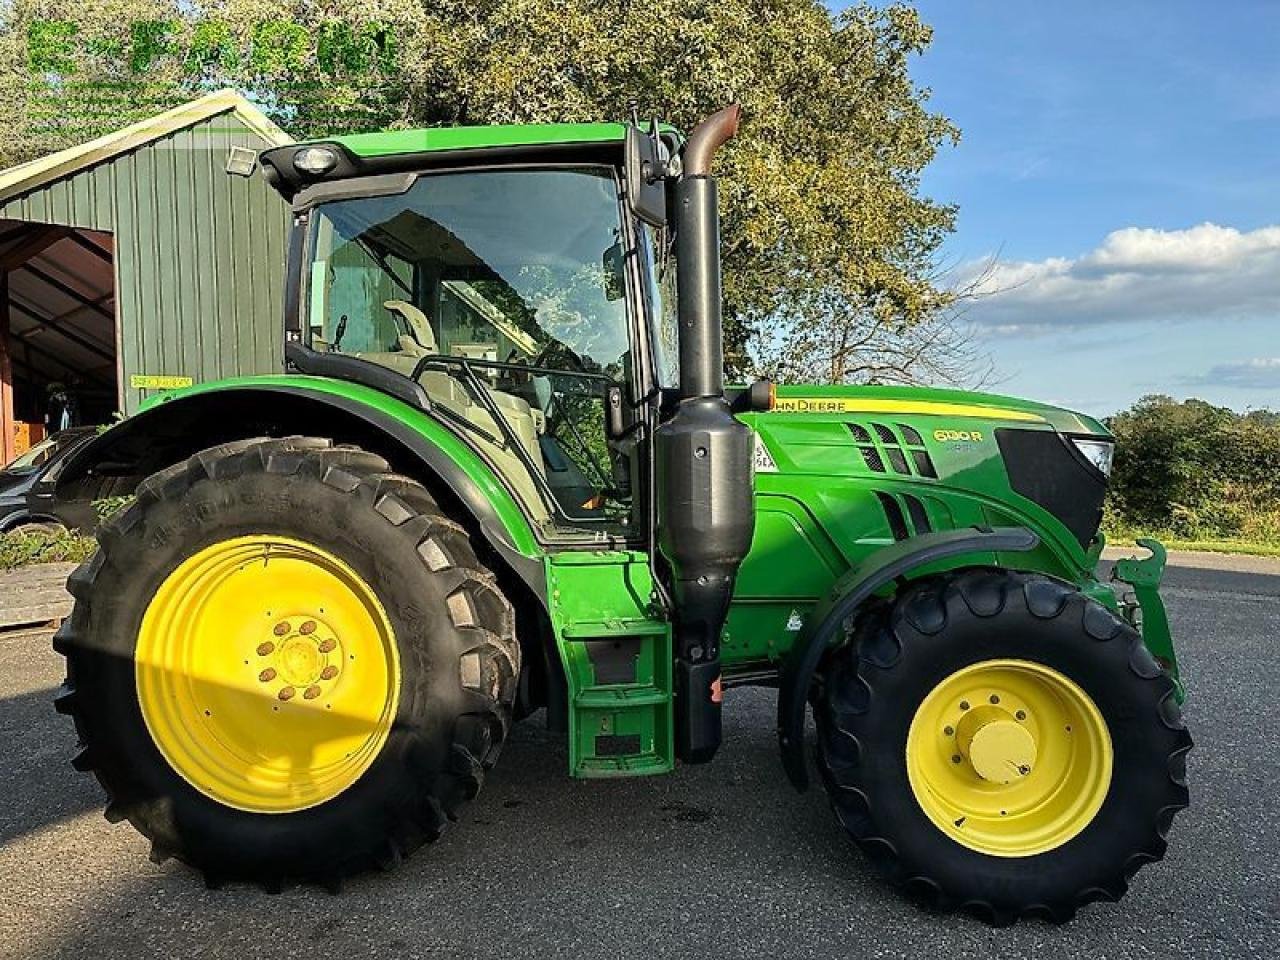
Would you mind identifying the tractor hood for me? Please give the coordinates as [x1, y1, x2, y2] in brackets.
[766, 384, 1108, 437]
[744, 383, 1113, 560]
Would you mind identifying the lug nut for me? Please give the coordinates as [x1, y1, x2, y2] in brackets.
[943, 725, 954, 736]
[259, 668, 277, 683]
[303, 685, 322, 700]
[318, 638, 337, 653]
[256, 641, 275, 657]
[273, 622, 291, 637]
[278, 686, 296, 701]
[300, 620, 317, 635]
[989, 694, 1000, 704]
[1015, 710, 1027, 721]
[951, 754, 962, 764]
[959, 700, 970, 711]
[320, 666, 339, 681]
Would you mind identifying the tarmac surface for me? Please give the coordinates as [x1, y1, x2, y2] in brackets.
[1, 551, 1276, 959]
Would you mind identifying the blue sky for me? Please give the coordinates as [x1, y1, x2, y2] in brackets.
[840, 2, 1280, 416]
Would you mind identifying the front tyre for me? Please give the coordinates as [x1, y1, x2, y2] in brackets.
[816, 569, 1191, 924]
[55, 437, 519, 889]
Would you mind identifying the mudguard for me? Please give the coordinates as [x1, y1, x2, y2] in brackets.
[52, 378, 547, 599]
[777, 525, 1041, 791]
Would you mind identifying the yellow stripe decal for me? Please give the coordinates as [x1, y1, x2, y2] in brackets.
[773, 397, 1043, 422]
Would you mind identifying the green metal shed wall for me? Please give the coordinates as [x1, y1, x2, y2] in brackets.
[0, 112, 290, 413]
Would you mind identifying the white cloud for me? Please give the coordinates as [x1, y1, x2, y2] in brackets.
[956, 222, 1280, 328]
[1188, 357, 1280, 389]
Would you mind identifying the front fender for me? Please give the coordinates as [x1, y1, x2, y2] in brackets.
[55, 376, 546, 598]
[776, 525, 1041, 791]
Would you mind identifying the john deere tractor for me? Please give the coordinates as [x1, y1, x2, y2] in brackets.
[51, 106, 1190, 922]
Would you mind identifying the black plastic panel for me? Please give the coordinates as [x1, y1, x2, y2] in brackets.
[995, 428, 1107, 548]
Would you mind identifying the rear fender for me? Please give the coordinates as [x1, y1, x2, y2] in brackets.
[54, 379, 547, 599]
[776, 525, 1041, 791]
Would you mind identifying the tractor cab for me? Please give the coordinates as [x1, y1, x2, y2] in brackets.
[298, 167, 642, 530]
[259, 127, 689, 541]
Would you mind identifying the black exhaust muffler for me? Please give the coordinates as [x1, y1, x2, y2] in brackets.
[655, 105, 756, 764]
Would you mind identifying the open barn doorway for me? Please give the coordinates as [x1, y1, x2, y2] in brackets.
[0, 221, 118, 463]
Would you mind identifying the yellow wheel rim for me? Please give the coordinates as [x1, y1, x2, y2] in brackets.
[906, 659, 1112, 857]
[136, 535, 400, 814]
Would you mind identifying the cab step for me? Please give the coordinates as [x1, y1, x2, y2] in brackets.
[546, 554, 675, 778]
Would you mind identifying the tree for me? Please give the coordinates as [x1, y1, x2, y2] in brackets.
[1106, 395, 1280, 541]
[1, 1, 961, 380]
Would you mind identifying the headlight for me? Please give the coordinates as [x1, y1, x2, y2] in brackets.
[293, 146, 339, 176]
[1071, 438, 1114, 478]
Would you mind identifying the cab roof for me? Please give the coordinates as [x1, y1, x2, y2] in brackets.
[329, 122, 629, 158]
[260, 122, 634, 201]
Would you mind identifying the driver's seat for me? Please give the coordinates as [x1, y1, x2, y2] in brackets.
[384, 300, 437, 354]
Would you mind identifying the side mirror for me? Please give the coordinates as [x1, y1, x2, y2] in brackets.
[602, 240, 625, 301]
[624, 124, 668, 227]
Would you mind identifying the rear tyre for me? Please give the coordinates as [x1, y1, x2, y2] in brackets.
[54, 437, 519, 889]
[7, 520, 66, 537]
[815, 568, 1191, 924]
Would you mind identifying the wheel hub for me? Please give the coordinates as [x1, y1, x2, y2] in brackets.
[954, 706, 1036, 784]
[261, 619, 344, 698]
[905, 659, 1113, 857]
[135, 536, 400, 814]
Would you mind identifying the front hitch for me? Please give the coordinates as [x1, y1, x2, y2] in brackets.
[1112, 538, 1184, 701]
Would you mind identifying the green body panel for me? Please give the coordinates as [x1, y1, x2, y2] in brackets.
[331, 123, 628, 158]
[139, 374, 541, 559]
[721, 386, 1107, 669]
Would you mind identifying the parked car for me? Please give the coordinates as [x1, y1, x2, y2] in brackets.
[0, 428, 98, 534]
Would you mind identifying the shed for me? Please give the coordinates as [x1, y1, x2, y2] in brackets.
[0, 90, 293, 461]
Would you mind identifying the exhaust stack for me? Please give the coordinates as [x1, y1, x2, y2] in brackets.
[656, 105, 756, 764]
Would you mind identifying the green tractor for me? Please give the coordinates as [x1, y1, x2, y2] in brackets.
[52, 106, 1189, 922]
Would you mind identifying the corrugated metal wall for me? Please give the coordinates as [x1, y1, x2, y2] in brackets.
[0, 112, 290, 413]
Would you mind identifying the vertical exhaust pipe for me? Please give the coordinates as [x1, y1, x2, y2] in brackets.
[656, 105, 756, 764]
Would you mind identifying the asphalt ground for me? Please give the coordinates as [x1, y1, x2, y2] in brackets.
[1, 552, 1276, 959]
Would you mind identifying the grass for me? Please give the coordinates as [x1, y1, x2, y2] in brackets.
[0, 529, 98, 571]
[1104, 526, 1280, 559]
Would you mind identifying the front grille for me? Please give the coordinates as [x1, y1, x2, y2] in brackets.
[996, 428, 1107, 548]
[847, 421, 939, 479]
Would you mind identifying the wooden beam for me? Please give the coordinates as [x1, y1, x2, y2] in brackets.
[0, 271, 14, 464]
[9, 329, 114, 386]
[0, 225, 69, 271]
[16, 262, 112, 321]
[67, 231, 114, 264]
[8, 297, 115, 363]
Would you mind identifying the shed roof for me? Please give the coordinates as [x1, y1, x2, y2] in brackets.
[0, 90, 291, 205]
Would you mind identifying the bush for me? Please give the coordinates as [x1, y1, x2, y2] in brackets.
[0, 528, 98, 571]
[0, 497, 129, 571]
[1106, 395, 1280, 542]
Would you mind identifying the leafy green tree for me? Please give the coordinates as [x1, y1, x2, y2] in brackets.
[1107, 395, 1280, 541]
[1, 0, 959, 378]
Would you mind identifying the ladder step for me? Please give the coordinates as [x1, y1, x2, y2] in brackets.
[561, 619, 668, 639]
[575, 686, 667, 708]
[577, 754, 672, 778]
